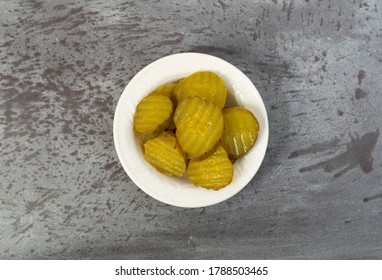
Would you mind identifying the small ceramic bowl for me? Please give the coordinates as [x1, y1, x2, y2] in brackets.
[113, 53, 269, 208]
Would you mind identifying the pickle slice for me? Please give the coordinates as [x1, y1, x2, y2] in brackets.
[175, 71, 227, 109]
[221, 107, 259, 158]
[171, 79, 184, 106]
[149, 82, 178, 116]
[134, 95, 174, 143]
[174, 97, 223, 159]
[187, 145, 233, 190]
[144, 131, 186, 177]
[148, 83, 176, 98]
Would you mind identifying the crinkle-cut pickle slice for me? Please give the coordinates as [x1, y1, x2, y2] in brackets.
[175, 71, 227, 109]
[174, 96, 223, 159]
[133, 94, 174, 143]
[221, 107, 259, 158]
[148, 83, 176, 98]
[144, 131, 186, 177]
[187, 145, 233, 190]
[171, 78, 184, 106]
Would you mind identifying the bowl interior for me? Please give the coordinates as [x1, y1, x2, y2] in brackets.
[113, 53, 269, 208]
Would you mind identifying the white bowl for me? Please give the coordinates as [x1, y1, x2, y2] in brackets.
[113, 53, 269, 208]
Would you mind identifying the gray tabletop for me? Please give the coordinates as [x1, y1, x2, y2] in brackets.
[1, 0, 381, 260]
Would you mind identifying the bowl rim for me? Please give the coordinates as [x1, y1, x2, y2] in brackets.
[113, 52, 269, 208]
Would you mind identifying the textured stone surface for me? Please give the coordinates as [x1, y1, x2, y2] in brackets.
[1, 0, 381, 259]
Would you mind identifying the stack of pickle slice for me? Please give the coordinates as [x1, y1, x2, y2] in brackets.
[133, 71, 259, 190]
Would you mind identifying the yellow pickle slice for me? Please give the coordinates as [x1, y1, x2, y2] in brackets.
[148, 83, 176, 98]
[174, 71, 227, 109]
[187, 145, 233, 190]
[144, 131, 187, 177]
[221, 107, 259, 158]
[174, 96, 223, 159]
[133, 94, 174, 143]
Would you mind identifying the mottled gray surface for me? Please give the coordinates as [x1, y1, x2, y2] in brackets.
[1, 0, 382, 259]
